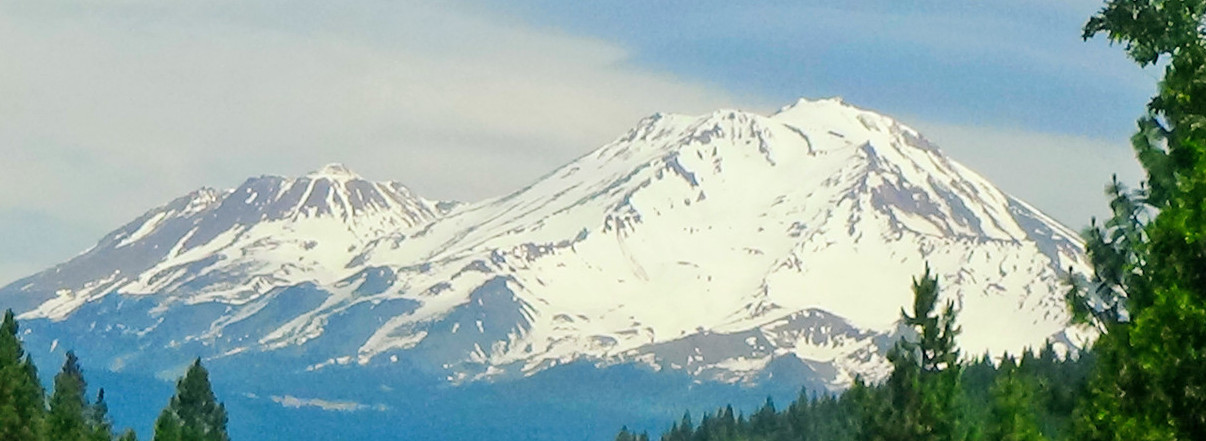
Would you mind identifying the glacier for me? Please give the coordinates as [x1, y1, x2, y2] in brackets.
[1, 97, 1092, 391]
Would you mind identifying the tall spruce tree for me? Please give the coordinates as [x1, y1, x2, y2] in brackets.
[1073, 1, 1206, 440]
[0, 309, 45, 441]
[153, 358, 229, 441]
[48, 351, 91, 441]
[907, 267, 963, 441]
[864, 265, 963, 441]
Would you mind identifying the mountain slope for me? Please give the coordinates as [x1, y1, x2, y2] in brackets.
[5, 164, 450, 318]
[1, 98, 1089, 389]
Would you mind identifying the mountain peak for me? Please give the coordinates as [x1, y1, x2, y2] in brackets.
[777, 96, 848, 113]
[2, 97, 1090, 389]
[307, 163, 361, 180]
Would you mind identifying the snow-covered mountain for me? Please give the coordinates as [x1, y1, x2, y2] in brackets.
[3, 163, 452, 318]
[0, 98, 1089, 389]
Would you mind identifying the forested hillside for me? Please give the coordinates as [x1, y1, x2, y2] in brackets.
[616, 270, 1093, 441]
[0, 310, 229, 441]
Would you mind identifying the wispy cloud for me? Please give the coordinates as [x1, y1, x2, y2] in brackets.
[474, 0, 1155, 227]
[0, 1, 738, 283]
[0, 0, 1157, 285]
[271, 395, 388, 412]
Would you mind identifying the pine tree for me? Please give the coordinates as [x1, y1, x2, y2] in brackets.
[986, 358, 1047, 441]
[48, 350, 91, 441]
[0, 309, 45, 441]
[864, 265, 963, 441]
[665, 411, 693, 441]
[153, 358, 229, 441]
[749, 396, 777, 437]
[118, 429, 139, 441]
[720, 404, 737, 438]
[153, 411, 180, 441]
[909, 267, 963, 441]
[1074, 1, 1206, 439]
[616, 425, 636, 441]
[838, 377, 870, 440]
[618, 331, 1095, 441]
[866, 341, 922, 441]
[88, 388, 115, 441]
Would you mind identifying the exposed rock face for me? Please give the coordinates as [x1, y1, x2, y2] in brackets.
[2, 99, 1089, 389]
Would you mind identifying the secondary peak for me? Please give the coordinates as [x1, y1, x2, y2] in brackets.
[307, 163, 361, 180]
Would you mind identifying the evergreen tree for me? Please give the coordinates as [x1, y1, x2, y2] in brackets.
[0, 309, 45, 441]
[838, 377, 870, 440]
[957, 353, 997, 441]
[616, 425, 637, 441]
[88, 388, 115, 441]
[986, 358, 1047, 441]
[118, 429, 139, 441]
[748, 397, 777, 437]
[865, 341, 921, 441]
[619, 332, 1093, 441]
[153, 358, 229, 441]
[153, 411, 181, 441]
[785, 389, 813, 441]
[720, 404, 737, 438]
[664, 411, 693, 441]
[1075, 1, 1206, 439]
[864, 265, 963, 441]
[48, 350, 91, 441]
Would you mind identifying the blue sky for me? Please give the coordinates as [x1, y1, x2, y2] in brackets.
[486, 0, 1152, 137]
[0, 0, 1154, 285]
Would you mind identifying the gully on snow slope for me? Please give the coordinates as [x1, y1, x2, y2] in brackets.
[2, 97, 1092, 389]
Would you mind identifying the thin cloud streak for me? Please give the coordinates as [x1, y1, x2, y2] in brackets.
[0, 1, 741, 284]
[0, 1, 1151, 286]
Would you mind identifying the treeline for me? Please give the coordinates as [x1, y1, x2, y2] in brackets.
[620, 0, 1206, 439]
[0, 309, 230, 441]
[616, 269, 1093, 441]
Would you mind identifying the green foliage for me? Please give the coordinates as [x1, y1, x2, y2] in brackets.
[985, 359, 1046, 441]
[1075, 1, 1206, 439]
[902, 268, 962, 376]
[864, 266, 963, 441]
[46, 351, 118, 441]
[154, 410, 181, 441]
[0, 309, 210, 441]
[865, 342, 924, 441]
[153, 358, 230, 441]
[89, 389, 115, 441]
[620, 344, 1093, 441]
[48, 351, 91, 441]
[616, 426, 637, 441]
[0, 309, 46, 441]
[619, 265, 1105, 441]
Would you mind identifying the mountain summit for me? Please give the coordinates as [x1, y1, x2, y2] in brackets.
[2, 98, 1088, 388]
[5, 167, 449, 319]
[307, 162, 360, 179]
